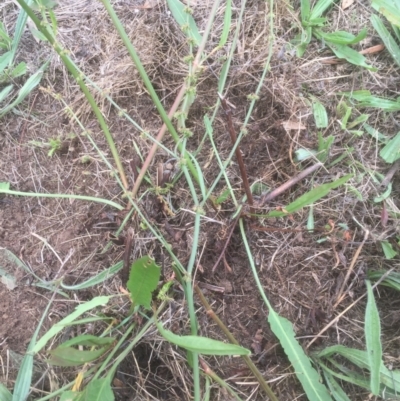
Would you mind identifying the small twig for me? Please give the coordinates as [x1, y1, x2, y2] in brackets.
[211, 215, 239, 273]
[380, 160, 400, 188]
[195, 285, 279, 401]
[333, 230, 369, 309]
[306, 268, 395, 349]
[121, 227, 134, 284]
[260, 162, 323, 205]
[219, 94, 255, 213]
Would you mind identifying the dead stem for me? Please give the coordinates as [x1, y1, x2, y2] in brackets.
[260, 162, 323, 205]
[194, 285, 279, 401]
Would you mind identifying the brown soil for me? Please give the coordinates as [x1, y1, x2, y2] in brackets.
[0, 0, 399, 400]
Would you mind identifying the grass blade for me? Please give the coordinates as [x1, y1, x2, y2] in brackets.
[371, 14, 400, 67]
[326, 43, 377, 71]
[0, 384, 12, 401]
[317, 28, 367, 45]
[267, 308, 333, 401]
[218, 0, 231, 47]
[372, 0, 400, 27]
[310, 0, 336, 20]
[322, 371, 351, 401]
[365, 280, 383, 395]
[166, 0, 202, 45]
[312, 99, 328, 128]
[379, 132, 400, 163]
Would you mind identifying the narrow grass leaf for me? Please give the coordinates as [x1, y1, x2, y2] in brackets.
[317, 28, 367, 44]
[0, 384, 12, 401]
[156, 322, 251, 356]
[59, 391, 79, 401]
[187, 151, 206, 200]
[364, 123, 389, 143]
[0, 182, 124, 210]
[267, 174, 352, 217]
[341, 91, 400, 111]
[380, 241, 397, 259]
[127, 256, 160, 309]
[313, 100, 328, 128]
[371, 14, 400, 67]
[33, 296, 111, 353]
[301, 0, 311, 22]
[347, 114, 369, 129]
[379, 132, 400, 163]
[267, 308, 333, 401]
[61, 261, 123, 290]
[365, 280, 382, 395]
[326, 43, 377, 71]
[323, 371, 351, 401]
[367, 270, 400, 291]
[310, 0, 335, 20]
[79, 379, 114, 401]
[57, 335, 115, 348]
[218, 0, 231, 47]
[0, 51, 12, 72]
[166, 0, 202, 46]
[374, 183, 392, 202]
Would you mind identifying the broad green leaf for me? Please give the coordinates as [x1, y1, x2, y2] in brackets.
[379, 132, 400, 163]
[310, 0, 335, 20]
[219, 0, 231, 47]
[59, 391, 80, 401]
[61, 261, 123, 290]
[365, 280, 382, 395]
[267, 174, 352, 217]
[33, 296, 111, 353]
[295, 148, 317, 161]
[0, 384, 12, 401]
[267, 308, 333, 401]
[317, 132, 334, 162]
[372, 0, 400, 27]
[380, 241, 397, 259]
[0, 51, 12, 72]
[48, 345, 110, 367]
[10, 62, 27, 78]
[166, 0, 202, 46]
[326, 43, 377, 71]
[57, 335, 115, 348]
[0, 182, 124, 210]
[312, 100, 328, 128]
[322, 371, 351, 401]
[79, 379, 114, 401]
[364, 123, 389, 143]
[371, 14, 400, 67]
[340, 91, 400, 111]
[156, 321, 251, 356]
[127, 256, 160, 309]
[317, 28, 367, 45]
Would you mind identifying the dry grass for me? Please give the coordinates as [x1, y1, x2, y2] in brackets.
[0, 0, 399, 400]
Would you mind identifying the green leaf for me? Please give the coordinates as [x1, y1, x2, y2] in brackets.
[48, 345, 110, 367]
[373, 182, 392, 202]
[0, 51, 12, 73]
[367, 270, 400, 291]
[301, 0, 311, 22]
[372, 0, 400, 27]
[0, 85, 13, 103]
[297, 26, 312, 57]
[326, 43, 377, 71]
[317, 132, 334, 162]
[310, 0, 335, 20]
[0, 384, 12, 401]
[365, 280, 382, 395]
[371, 14, 400, 67]
[267, 175, 353, 217]
[380, 241, 397, 259]
[340, 90, 400, 111]
[295, 148, 317, 161]
[322, 371, 351, 401]
[61, 261, 123, 290]
[33, 296, 111, 353]
[379, 132, 400, 163]
[219, 0, 231, 47]
[317, 28, 367, 45]
[364, 123, 389, 143]
[347, 114, 369, 129]
[312, 100, 328, 128]
[156, 321, 251, 356]
[166, 0, 202, 46]
[267, 308, 333, 401]
[57, 335, 115, 348]
[127, 256, 161, 309]
[80, 379, 114, 401]
[59, 391, 80, 401]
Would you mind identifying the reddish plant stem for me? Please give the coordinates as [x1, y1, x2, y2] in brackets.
[260, 162, 323, 205]
[219, 95, 255, 213]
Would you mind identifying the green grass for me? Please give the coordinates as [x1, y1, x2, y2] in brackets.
[1, 0, 399, 400]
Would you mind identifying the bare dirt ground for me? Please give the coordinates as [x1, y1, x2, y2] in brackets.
[0, 0, 399, 400]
